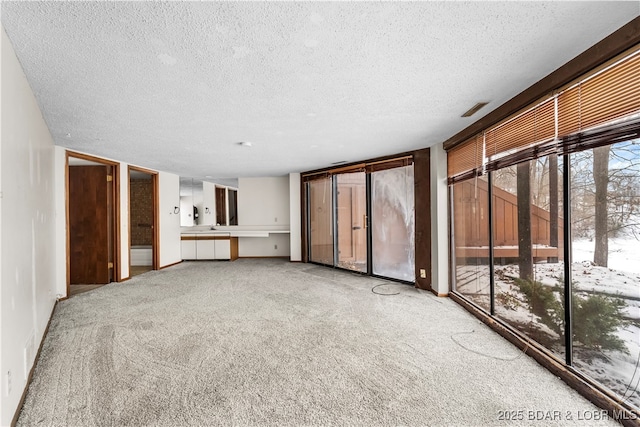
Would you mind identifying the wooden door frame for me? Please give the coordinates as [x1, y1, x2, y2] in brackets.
[128, 165, 160, 271]
[66, 151, 121, 297]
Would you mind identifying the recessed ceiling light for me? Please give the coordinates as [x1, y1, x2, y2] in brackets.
[237, 141, 252, 147]
[461, 102, 489, 118]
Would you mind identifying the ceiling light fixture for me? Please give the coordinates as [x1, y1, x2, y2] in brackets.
[237, 141, 252, 147]
[461, 102, 489, 118]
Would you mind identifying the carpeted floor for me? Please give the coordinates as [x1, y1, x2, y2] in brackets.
[17, 259, 617, 426]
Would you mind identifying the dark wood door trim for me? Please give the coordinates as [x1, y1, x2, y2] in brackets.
[66, 151, 120, 295]
[413, 148, 432, 291]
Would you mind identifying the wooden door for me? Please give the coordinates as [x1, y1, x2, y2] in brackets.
[69, 166, 111, 284]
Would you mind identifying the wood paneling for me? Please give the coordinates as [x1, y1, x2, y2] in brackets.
[69, 166, 110, 284]
[230, 237, 239, 261]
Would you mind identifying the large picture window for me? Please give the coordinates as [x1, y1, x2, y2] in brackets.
[451, 175, 491, 311]
[570, 141, 640, 409]
[447, 45, 640, 414]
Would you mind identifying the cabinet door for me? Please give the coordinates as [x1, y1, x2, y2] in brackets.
[181, 237, 197, 260]
[214, 239, 231, 260]
[196, 239, 215, 260]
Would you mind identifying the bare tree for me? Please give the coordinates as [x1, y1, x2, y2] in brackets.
[517, 161, 533, 280]
[549, 154, 559, 262]
[593, 145, 611, 267]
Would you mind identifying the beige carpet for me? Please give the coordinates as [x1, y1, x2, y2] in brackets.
[17, 259, 617, 426]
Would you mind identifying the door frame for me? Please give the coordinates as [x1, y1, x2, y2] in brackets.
[66, 151, 121, 297]
[128, 165, 160, 270]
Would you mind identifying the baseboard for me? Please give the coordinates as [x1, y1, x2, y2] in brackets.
[159, 260, 182, 270]
[428, 287, 449, 297]
[11, 299, 58, 427]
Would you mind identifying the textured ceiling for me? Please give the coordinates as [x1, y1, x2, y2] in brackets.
[2, 2, 638, 182]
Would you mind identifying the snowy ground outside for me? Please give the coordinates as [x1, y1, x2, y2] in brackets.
[455, 237, 640, 409]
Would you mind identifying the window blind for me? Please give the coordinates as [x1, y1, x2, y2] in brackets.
[446, 134, 483, 177]
[558, 50, 640, 136]
[484, 98, 555, 159]
[447, 46, 640, 180]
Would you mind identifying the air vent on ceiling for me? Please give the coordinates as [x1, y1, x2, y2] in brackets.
[461, 102, 489, 118]
[331, 160, 347, 165]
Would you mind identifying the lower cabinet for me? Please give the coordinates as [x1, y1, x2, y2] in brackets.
[181, 235, 197, 259]
[214, 239, 231, 259]
[196, 239, 216, 260]
[181, 234, 238, 261]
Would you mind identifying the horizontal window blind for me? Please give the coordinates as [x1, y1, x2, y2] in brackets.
[558, 51, 640, 136]
[447, 46, 640, 181]
[485, 98, 555, 159]
[446, 134, 483, 177]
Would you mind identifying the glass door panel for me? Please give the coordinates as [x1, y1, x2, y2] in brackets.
[371, 165, 415, 281]
[308, 177, 334, 265]
[336, 172, 367, 272]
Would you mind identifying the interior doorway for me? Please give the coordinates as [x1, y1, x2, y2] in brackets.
[128, 166, 159, 277]
[67, 152, 120, 297]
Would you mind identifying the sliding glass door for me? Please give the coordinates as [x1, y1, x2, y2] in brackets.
[371, 165, 415, 281]
[308, 177, 334, 265]
[336, 172, 367, 272]
[306, 162, 415, 282]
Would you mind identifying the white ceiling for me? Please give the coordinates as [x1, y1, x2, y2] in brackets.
[2, 2, 638, 182]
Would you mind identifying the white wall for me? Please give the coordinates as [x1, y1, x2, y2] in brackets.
[159, 172, 182, 267]
[289, 173, 302, 261]
[238, 177, 290, 226]
[430, 142, 449, 295]
[120, 163, 130, 279]
[1, 28, 58, 425]
[54, 146, 67, 297]
[237, 177, 290, 257]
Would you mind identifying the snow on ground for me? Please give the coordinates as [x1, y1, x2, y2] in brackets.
[573, 237, 640, 274]
[454, 238, 640, 408]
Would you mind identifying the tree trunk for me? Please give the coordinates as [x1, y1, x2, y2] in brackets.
[593, 145, 610, 267]
[549, 155, 559, 263]
[517, 162, 533, 280]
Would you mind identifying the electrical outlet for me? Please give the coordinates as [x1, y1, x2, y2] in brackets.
[274, 217, 278, 222]
[420, 269, 426, 279]
[274, 244, 278, 250]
